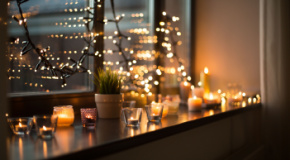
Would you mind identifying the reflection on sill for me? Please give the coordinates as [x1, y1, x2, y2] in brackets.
[8, 90, 95, 98]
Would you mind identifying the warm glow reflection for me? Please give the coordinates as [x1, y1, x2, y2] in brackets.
[204, 67, 209, 74]
[19, 138, 23, 160]
[88, 132, 93, 146]
[253, 98, 257, 103]
[209, 109, 214, 116]
[248, 97, 252, 104]
[242, 101, 247, 107]
[43, 141, 48, 158]
[130, 128, 134, 137]
[221, 97, 226, 111]
[147, 123, 156, 131]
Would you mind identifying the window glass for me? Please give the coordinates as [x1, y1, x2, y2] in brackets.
[7, 0, 94, 95]
[104, 0, 155, 105]
[7, 0, 191, 98]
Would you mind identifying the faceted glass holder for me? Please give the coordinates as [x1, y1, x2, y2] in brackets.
[145, 103, 164, 122]
[123, 101, 136, 108]
[80, 108, 97, 128]
[7, 117, 33, 136]
[122, 108, 142, 127]
[33, 115, 58, 139]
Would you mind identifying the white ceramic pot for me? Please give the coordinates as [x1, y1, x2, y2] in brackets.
[95, 94, 122, 119]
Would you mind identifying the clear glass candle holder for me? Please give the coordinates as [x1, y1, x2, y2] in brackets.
[33, 115, 58, 139]
[121, 101, 136, 121]
[122, 108, 142, 127]
[53, 105, 74, 126]
[163, 101, 179, 115]
[80, 108, 97, 128]
[7, 117, 33, 135]
[123, 101, 136, 108]
[145, 103, 164, 122]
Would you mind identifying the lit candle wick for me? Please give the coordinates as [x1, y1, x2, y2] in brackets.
[209, 93, 214, 100]
[204, 67, 209, 74]
[43, 126, 47, 131]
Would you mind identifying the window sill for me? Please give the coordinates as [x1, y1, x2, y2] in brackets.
[7, 103, 262, 160]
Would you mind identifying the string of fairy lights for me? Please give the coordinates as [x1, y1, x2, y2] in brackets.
[157, 11, 190, 82]
[7, 0, 190, 95]
[10, 0, 102, 88]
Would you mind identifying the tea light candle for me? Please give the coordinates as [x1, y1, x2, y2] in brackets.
[188, 96, 202, 111]
[200, 67, 210, 94]
[15, 122, 28, 132]
[85, 115, 95, 124]
[39, 126, 53, 137]
[228, 94, 243, 103]
[127, 117, 139, 126]
[151, 113, 161, 120]
[204, 93, 218, 104]
[57, 114, 74, 125]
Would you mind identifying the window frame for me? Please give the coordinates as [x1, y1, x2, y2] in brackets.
[8, 0, 195, 117]
[9, 1, 104, 116]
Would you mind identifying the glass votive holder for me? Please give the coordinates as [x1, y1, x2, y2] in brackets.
[123, 101, 136, 108]
[163, 101, 179, 115]
[53, 105, 74, 126]
[33, 115, 58, 139]
[122, 108, 142, 127]
[80, 108, 97, 128]
[145, 103, 163, 122]
[7, 117, 33, 136]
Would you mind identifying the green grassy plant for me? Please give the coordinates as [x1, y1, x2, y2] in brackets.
[94, 68, 122, 94]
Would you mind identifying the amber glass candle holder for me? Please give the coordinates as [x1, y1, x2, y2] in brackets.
[53, 105, 74, 126]
[7, 117, 33, 135]
[80, 108, 97, 128]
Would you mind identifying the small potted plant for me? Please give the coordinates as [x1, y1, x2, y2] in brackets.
[94, 68, 123, 118]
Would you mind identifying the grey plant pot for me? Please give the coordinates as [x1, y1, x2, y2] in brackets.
[95, 94, 122, 118]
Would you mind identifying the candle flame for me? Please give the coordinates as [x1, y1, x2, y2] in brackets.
[248, 97, 252, 103]
[193, 96, 197, 99]
[204, 67, 209, 74]
[191, 85, 195, 90]
[86, 115, 92, 119]
[43, 126, 47, 131]
[198, 81, 202, 87]
[209, 93, 214, 100]
[19, 122, 22, 127]
[130, 117, 134, 120]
